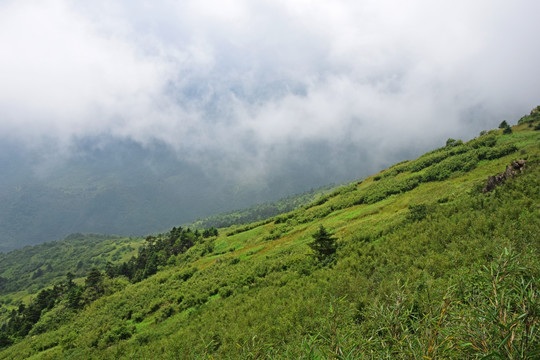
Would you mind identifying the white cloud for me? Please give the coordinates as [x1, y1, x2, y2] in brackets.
[0, 0, 539, 181]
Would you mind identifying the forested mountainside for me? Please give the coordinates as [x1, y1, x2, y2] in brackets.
[0, 234, 143, 297]
[0, 110, 539, 359]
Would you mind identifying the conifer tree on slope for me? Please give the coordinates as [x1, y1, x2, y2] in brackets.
[308, 225, 337, 263]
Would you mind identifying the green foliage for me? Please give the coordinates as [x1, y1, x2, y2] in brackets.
[475, 143, 518, 160]
[0, 234, 141, 296]
[0, 284, 66, 344]
[407, 145, 468, 173]
[202, 227, 219, 238]
[407, 203, 427, 222]
[518, 105, 540, 125]
[84, 268, 104, 301]
[107, 227, 200, 283]
[0, 333, 12, 348]
[422, 152, 478, 181]
[467, 133, 497, 148]
[100, 324, 134, 346]
[449, 249, 538, 359]
[499, 120, 514, 134]
[308, 225, 338, 263]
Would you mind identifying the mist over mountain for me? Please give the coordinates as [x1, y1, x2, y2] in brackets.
[1, 0, 540, 250]
[1, 133, 414, 251]
[0, 137, 350, 252]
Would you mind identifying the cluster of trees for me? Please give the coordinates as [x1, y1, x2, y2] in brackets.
[0, 234, 138, 296]
[106, 226, 217, 283]
[0, 287, 59, 345]
[0, 226, 218, 348]
[0, 269, 104, 347]
[499, 120, 513, 134]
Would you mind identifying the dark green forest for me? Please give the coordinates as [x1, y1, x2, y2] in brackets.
[0, 111, 539, 359]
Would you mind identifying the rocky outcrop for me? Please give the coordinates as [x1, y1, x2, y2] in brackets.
[482, 160, 526, 193]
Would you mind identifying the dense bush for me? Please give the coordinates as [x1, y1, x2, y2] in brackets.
[407, 145, 468, 173]
[466, 134, 497, 148]
[422, 152, 478, 181]
[475, 143, 518, 160]
[406, 203, 427, 222]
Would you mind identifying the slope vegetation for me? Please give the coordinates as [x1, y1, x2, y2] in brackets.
[0, 118, 539, 359]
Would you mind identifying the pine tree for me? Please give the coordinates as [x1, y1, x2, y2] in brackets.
[84, 268, 104, 301]
[308, 225, 337, 263]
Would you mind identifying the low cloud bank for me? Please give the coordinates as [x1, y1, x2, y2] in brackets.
[1, 0, 539, 183]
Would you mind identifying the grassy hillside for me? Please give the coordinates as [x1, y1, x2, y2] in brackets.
[186, 183, 340, 230]
[0, 117, 539, 358]
[0, 184, 339, 299]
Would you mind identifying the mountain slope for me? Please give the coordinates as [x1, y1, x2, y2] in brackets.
[0, 120, 539, 359]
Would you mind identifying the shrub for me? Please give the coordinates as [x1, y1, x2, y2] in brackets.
[156, 305, 176, 322]
[0, 333, 12, 348]
[467, 134, 497, 149]
[218, 286, 234, 298]
[100, 324, 134, 346]
[476, 143, 518, 160]
[423, 153, 478, 181]
[408, 146, 469, 173]
[175, 267, 197, 281]
[446, 138, 457, 147]
[407, 204, 427, 222]
[517, 105, 540, 125]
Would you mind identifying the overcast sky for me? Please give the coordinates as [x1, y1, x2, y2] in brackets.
[1, 0, 539, 184]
